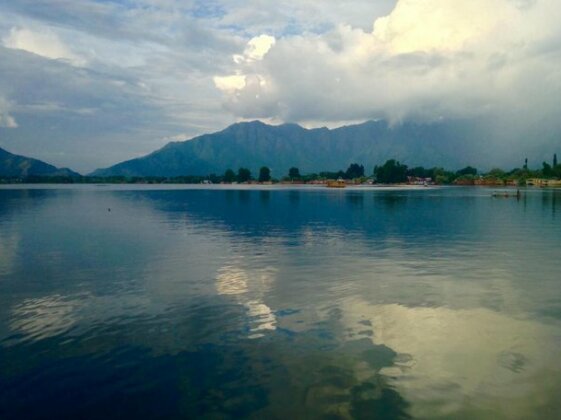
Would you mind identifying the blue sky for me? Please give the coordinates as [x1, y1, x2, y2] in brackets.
[0, 0, 559, 173]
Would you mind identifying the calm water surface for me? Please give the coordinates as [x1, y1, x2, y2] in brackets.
[0, 185, 560, 419]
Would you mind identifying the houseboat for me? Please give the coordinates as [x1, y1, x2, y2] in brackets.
[327, 179, 346, 188]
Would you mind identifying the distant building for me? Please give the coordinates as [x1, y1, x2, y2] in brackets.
[473, 177, 504, 186]
[527, 178, 561, 187]
[407, 177, 433, 185]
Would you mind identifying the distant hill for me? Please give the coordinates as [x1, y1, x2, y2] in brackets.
[0, 147, 80, 178]
[90, 119, 523, 178]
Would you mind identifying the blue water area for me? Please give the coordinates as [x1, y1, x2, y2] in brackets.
[0, 185, 560, 419]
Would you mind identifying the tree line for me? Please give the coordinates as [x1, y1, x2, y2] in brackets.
[2, 155, 560, 185]
[216, 154, 561, 184]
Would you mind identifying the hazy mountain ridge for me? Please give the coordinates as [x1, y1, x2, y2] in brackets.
[92, 120, 498, 177]
[0, 147, 80, 178]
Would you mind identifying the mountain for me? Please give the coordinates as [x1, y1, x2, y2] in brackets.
[0, 147, 80, 177]
[90, 119, 522, 178]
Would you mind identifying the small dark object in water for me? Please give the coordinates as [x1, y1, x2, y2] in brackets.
[492, 189, 521, 199]
[107, 208, 111, 212]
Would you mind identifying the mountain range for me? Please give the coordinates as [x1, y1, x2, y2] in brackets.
[91, 119, 496, 178]
[2, 119, 556, 178]
[0, 147, 79, 178]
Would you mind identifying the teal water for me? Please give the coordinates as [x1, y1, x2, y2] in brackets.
[0, 185, 560, 419]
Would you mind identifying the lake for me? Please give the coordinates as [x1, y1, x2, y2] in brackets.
[0, 185, 560, 419]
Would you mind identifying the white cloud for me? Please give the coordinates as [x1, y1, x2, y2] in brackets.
[0, 96, 18, 128]
[2, 27, 86, 66]
[0, 0, 559, 170]
[214, 34, 275, 94]
[213, 74, 247, 93]
[214, 0, 561, 125]
[238, 34, 276, 62]
[372, 0, 517, 54]
[0, 113, 17, 128]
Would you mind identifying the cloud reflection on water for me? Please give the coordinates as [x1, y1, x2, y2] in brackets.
[0, 230, 18, 277]
[1, 187, 561, 418]
[341, 300, 561, 418]
[9, 294, 82, 342]
[216, 263, 277, 339]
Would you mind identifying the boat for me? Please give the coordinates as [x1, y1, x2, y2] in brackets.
[327, 179, 346, 188]
[492, 190, 521, 198]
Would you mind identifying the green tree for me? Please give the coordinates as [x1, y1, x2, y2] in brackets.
[456, 166, 478, 176]
[258, 166, 271, 182]
[345, 163, 365, 179]
[553, 154, 561, 178]
[542, 161, 553, 178]
[320, 171, 345, 180]
[374, 159, 408, 184]
[407, 166, 432, 178]
[237, 167, 252, 183]
[554, 165, 561, 179]
[208, 173, 220, 184]
[288, 167, 301, 180]
[223, 169, 236, 183]
[487, 168, 506, 178]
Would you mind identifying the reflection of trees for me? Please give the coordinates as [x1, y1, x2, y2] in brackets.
[132, 188, 561, 252]
[237, 189, 250, 203]
[259, 190, 270, 205]
[0, 189, 52, 218]
[379, 193, 407, 209]
[346, 192, 364, 208]
[542, 190, 560, 217]
[288, 190, 300, 204]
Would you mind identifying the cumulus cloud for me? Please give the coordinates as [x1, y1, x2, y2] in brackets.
[235, 34, 276, 62]
[215, 0, 561, 125]
[0, 0, 398, 170]
[1, 0, 559, 170]
[214, 34, 275, 93]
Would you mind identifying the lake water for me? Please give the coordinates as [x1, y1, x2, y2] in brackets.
[0, 185, 560, 419]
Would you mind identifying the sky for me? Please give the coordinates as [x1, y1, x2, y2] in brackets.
[0, 0, 560, 173]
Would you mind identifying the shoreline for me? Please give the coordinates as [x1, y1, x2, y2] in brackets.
[0, 183, 549, 192]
